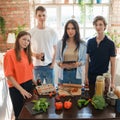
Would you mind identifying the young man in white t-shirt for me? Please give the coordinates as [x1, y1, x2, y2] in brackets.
[29, 6, 58, 85]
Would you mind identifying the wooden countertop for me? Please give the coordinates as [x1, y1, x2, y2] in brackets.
[18, 95, 120, 120]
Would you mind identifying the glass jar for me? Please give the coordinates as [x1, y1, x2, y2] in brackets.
[95, 75, 105, 96]
[103, 73, 111, 96]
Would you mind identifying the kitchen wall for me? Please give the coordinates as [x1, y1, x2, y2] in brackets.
[109, 0, 120, 32]
[0, 0, 30, 51]
[0, 0, 120, 50]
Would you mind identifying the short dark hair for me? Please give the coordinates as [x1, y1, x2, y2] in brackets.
[93, 16, 107, 29]
[35, 6, 46, 15]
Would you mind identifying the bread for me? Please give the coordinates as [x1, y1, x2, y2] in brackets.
[36, 84, 56, 95]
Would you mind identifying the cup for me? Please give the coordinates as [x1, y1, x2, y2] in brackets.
[41, 52, 45, 61]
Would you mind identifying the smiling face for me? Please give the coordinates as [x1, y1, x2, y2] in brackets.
[19, 35, 31, 50]
[66, 23, 76, 38]
[94, 20, 106, 34]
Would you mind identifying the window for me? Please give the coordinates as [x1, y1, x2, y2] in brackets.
[31, 0, 110, 40]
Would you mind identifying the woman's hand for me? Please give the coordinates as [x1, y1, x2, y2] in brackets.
[20, 88, 32, 99]
[7, 76, 32, 99]
[68, 62, 81, 69]
[58, 63, 70, 69]
[64, 62, 81, 69]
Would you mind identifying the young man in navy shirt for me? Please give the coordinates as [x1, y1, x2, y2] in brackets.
[85, 16, 116, 97]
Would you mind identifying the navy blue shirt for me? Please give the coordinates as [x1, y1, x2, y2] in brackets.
[87, 35, 116, 75]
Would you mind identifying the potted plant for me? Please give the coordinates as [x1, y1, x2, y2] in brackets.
[78, 0, 93, 24]
[0, 16, 6, 41]
[13, 24, 26, 38]
[106, 30, 120, 54]
[96, 0, 102, 4]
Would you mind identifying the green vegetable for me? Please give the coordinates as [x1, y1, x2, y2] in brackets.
[31, 100, 37, 103]
[77, 102, 82, 107]
[32, 98, 50, 112]
[91, 101, 97, 109]
[77, 99, 86, 104]
[92, 95, 107, 110]
[77, 99, 87, 108]
[84, 100, 90, 106]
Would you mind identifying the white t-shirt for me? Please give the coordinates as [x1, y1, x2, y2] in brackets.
[29, 27, 58, 66]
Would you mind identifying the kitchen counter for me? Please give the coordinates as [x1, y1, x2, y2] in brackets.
[18, 94, 120, 120]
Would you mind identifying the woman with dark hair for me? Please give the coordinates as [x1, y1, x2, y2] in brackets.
[3, 31, 35, 118]
[56, 19, 86, 84]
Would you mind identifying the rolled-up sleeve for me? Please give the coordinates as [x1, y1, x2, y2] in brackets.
[56, 40, 62, 63]
[79, 42, 87, 66]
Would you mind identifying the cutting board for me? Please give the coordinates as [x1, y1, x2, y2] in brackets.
[58, 84, 81, 96]
[36, 84, 56, 95]
[25, 102, 43, 115]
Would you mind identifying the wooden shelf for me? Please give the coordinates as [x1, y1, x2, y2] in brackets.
[35, 3, 110, 6]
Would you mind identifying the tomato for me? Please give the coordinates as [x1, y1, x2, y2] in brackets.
[55, 102, 63, 110]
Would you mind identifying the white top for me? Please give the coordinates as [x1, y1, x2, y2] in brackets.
[29, 27, 58, 66]
[0, 76, 14, 120]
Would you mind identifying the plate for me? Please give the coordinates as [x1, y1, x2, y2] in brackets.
[25, 102, 43, 115]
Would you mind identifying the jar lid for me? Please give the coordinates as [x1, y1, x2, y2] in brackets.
[103, 73, 111, 78]
[96, 75, 105, 81]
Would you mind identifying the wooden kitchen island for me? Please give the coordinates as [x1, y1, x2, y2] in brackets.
[18, 95, 120, 120]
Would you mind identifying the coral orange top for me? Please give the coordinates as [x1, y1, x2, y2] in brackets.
[4, 49, 33, 87]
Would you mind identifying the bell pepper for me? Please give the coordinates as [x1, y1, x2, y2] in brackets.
[55, 102, 63, 110]
[77, 99, 86, 108]
[64, 99, 72, 109]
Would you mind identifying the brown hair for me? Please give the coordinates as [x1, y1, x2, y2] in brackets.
[35, 6, 46, 15]
[14, 31, 32, 64]
[93, 16, 107, 30]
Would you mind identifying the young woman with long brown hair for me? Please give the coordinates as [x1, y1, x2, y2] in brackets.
[4, 31, 35, 118]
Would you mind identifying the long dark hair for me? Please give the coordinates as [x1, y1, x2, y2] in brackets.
[61, 19, 82, 55]
[14, 31, 32, 64]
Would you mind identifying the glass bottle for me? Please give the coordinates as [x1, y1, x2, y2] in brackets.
[81, 84, 85, 98]
[103, 73, 111, 96]
[37, 74, 42, 86]
[85, 84, 90, 99]
[95, 75, 105, 96]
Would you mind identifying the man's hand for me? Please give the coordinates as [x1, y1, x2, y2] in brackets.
[110, 82, 115, 90]
[49, 63, 54, 69]
[85, 76, 89, 86]
[33, 52, 44, 60]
